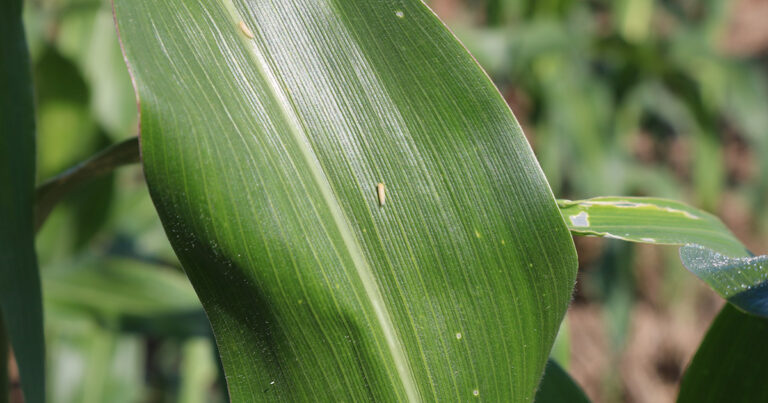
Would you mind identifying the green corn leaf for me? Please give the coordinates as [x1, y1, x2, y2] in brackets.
[677, 304, 768, 403]
[558, 197, 746, 256]
[559, 197, 768, 317]
[0, 0, 45, 402]
[114, 0, 578, 401]
[534, 360, 590, 403]
[558, 197, 768, 399]
[679, 246, 768, 317]
[0, 315, 6, 403]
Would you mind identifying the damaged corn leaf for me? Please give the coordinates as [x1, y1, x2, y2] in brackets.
[559, 197, 767, 317]
[558, 197, 746, 256]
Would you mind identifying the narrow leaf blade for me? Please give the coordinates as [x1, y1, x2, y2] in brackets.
[0, 1, 45, 401]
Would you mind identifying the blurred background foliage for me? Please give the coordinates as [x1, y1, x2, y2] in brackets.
[16, 0, 768, 401]
[433, 0, 768, 401]
[23, 0, 221, 401]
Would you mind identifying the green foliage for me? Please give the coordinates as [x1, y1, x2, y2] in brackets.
[113, 0, 578, 400]
[558, 196, 768, 399]
[42, 257, 212, 403]
[534, 360, 590, 403]
[0, 316, 7, 403]
[559, 197, 746, 256]
[559, 197, 768, 317]
[680, 246, 768, 318]
[0, 1, 45, 401]
[452, 0, 768, 213]
[677, 304, 768, 403]
[3, 0, 768, 401]
[35, 137, 139, 231]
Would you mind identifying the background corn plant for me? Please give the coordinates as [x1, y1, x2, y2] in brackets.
[2, 0, 768, 402]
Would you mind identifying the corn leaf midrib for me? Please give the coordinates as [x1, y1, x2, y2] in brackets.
[220, 1, 420, 399]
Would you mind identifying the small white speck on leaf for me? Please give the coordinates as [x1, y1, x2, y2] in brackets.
[377, 183, 386, 206]
[473, 389, 479, 396]
[455, 332, 462, 340]
[395, 10, 405, 18]
[238, 21, 255, 39]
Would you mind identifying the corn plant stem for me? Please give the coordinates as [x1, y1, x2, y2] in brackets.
[34, 136, 140, 233]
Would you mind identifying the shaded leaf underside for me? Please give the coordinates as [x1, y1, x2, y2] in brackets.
[533, 360, 589, 403]
[115, 0, 577, 401]
[677, 304, 768, 403]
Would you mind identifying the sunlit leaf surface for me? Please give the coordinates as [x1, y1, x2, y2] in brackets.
[559, 196, 768, 400]
[558, 197, 746, 256]
[114, 0, 578, 400]
[0, 1, 45, 401]
[559, 197, 768, 317]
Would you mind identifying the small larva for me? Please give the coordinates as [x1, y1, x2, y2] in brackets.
[377, 183, 386, 206]
[238, 21, 255, 39]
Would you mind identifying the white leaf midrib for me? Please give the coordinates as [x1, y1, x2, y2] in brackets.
[221, 1, 420, 401]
